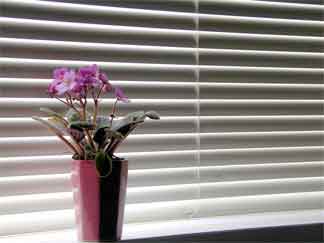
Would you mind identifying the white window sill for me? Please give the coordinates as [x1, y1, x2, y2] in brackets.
[0, 209, 322, 243]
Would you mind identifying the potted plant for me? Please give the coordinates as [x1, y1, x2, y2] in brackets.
[33, 64, 160, 242]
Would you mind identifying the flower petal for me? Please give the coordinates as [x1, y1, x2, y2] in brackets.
[114, 86, 130, 103]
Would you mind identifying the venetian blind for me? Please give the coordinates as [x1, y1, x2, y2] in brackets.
[0, 0, 323, 241]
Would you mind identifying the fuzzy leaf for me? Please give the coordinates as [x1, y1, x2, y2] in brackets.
[94, 126, 123, 149]
[93, 127, 108, 147]
[95, 151, 112, 177]
[95, 116, 111, 127]
[68, 128, 85, 142]
[70, 121, 95, 130]
[40, 108, 69, 127]
[145, 111, 160, 120]
[65, 109, 81, 123]
[111, 111, 145, 132]
[33, 116, 81, 155]
[111, 110, 160, 135]
[84, 143, 96, 160]
[32, 116, 67, 136]
[40, 108, 63, 119]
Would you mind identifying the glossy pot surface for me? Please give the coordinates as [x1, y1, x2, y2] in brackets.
[71, 159, 128, 242]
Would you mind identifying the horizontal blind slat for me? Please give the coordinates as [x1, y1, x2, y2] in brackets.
[200, 146, 324, 166]
[2, 177, 323, 215]
[201, 100, 324, 116]
[0, 38, 196, 65]
[0, 58, 196, 81]
[0, 209, 75, 236]
[0, 116, 197, 136]
[0, 17, 196, 47]
[199, 0, 324, 20]
[0, 146, 323, 177]
[200, 31, 324, 52]
[200, 131, 324, 149]
[129, 177, 324, 203]
[2, 0, 195, 29]
[0, 131, 323, 156]
[0, 174, 70, 197]
[1, 115, 324, 137]
[6, 0, 197, 13]
[199, 14, 324, 36]
[129, 162, 324, 187]
[0, 151, 200, 177]
[2, 17, 324, 49]
[1, 162, 322, 196]
[0, 192, 73, 215]
[3, 98, 322, 117]
[125, 191, 324, 223]
[0, 98, 197, 117]
[4, 98, 323, 117]
[4, 38, 324, 68]
[0, 78, 197, 99]
[0, 192, 322, 236]
[2, 79, 324, 99]
[5, 0, 324, 24]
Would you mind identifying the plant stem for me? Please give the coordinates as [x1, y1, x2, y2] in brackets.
[80, 92, 97, 152]
[96, 84, 104, 100]
[93, 99, 98, 126]
[85, 129, 96, 151]
[54, 97, 71, 106]
[58, 135, 80, 155]
[55, 95, 80, 116]
[107, 124, 138, 154]
[110, 99, 118, 126]
[70, 135, 84, 157]
[93, 84, 104, 126]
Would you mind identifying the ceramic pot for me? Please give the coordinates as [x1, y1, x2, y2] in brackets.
[71, 159, 128, 242]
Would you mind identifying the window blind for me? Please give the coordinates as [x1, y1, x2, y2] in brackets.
[0, 0, 323, 240]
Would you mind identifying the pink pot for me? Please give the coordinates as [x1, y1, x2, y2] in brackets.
[71, 159, 128, 242]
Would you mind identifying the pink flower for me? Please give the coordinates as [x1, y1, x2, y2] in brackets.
[102, 83, 113, 93]
[98, 71, 113, 93]
[99, 72, 109, 84]
[48, 65, 113, 98]
[48, 68, 76, 96]
[76, 64, 101, 88]
[114, 86, 129, 103]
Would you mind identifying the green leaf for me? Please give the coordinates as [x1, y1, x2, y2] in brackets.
[32, 116, 67, 136]
[106, 111, 160, 155]
[65, 108, 81, 123]
[95, 116, 111, 128]
[111, 110, 160, 135]
[84, 143, 95, 158]
[94, 126, 124, 149]
[95, 151, 112, 177]
[93, 127, 108, 147]
[70, 121, 95, 130]
[68, 127, 85, 143]
[40, 107, 63, 119]
[145, 110, 160, 120]
[111, 111, 145, 132]
[40, 107, 69, 127]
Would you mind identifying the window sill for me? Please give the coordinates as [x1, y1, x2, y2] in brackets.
[0, 209, 322, 243]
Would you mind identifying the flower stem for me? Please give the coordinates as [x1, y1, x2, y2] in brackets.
[110, 99, 118, 126]
[96, 84, 104, 100]
[58, 134, 80, 155]
[80, 95, 97, 152]
[93, 99, 98, 126]
[54, 97, 71, 106]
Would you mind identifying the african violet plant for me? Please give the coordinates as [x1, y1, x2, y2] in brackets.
[33, 64, 160, 176]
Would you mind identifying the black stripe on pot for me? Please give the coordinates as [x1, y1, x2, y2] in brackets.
[99, 159, 128, 242]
